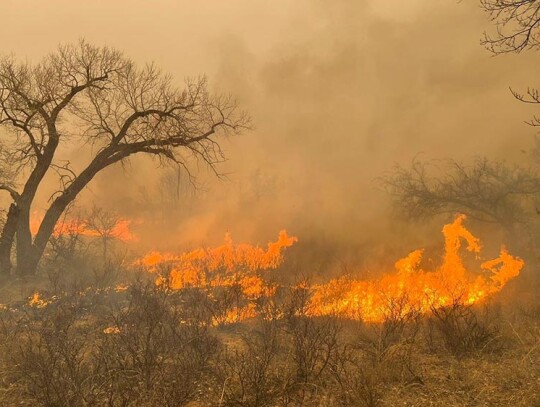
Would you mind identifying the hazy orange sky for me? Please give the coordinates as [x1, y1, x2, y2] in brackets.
[1, 0, 538, 248]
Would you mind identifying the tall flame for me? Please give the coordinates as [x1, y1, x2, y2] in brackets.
[137, 216, 523, 325]
[307, 215, 524, 322]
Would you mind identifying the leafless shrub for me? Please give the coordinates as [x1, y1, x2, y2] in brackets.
[91, 250, 130, 289]
[47, 215, 86, 263]
[287, 315, 341, 385]
[7, 296, 104, 406]
[0, 282, 219, 406]
[175, 286, 215, 325]
[218, 319, 288, 407]
[329, 345, 383, 407]
[357, 295, 421, 363]
[350, 296, 423, 387]
[95, 282, 218, 406]
[207, 283, 249, 325]
[428, 302, 501, 358]
[256, 283, 311, 322]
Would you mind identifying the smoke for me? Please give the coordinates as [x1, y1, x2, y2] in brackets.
[0, 0, 538, 262]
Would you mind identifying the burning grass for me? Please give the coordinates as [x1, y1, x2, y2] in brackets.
[133, 215, 523, 325]
[30, 211, 137, 242]
[0, 215, 534, 406]
[308, 215, 523, 322]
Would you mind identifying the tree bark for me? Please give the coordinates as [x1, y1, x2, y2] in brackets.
[15, 202, 34, 276]
[15, 247, 42, 277]
[10, 127, 59, 276]
[0, 204, 19, 274]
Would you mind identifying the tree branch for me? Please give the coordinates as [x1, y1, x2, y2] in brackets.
[0, 185, 20, 203]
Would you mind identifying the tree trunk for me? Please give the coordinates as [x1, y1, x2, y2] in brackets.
[15, 246, 42, 277]
[15, 203, 34, 276]
[22, 161, 105, 275]
[14, 146, 131, 276]
[16, 202, 65, 276]
[0, 204, 19, 275]
[103, 237, 108, 264]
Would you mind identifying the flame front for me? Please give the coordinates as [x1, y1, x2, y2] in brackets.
[137, 230, 298, 293]
[135, 230, 298, 324]
[307, 215, 524, 322]
[134, 216, 523, 325]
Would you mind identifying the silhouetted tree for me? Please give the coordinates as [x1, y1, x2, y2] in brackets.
[0, 40, 248, 275]
[481, 0, 540, 54]
[381, 157, 540, 233]
[479, 1, 540, 151]
[85, 206, 123, 263]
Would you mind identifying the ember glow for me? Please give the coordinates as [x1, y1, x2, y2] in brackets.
[30, 212, 136, 242]
[103, 326, 121, 335]
[307, 215, 524, 322]
[28, 292, 52, 309]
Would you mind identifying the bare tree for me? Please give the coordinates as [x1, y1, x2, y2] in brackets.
[381, 157, 540, 232]
[478, 1, 540, 151]
[480, 0, 540, 53]
[85, 206, 124, 263]
[0, 40, 248, 276]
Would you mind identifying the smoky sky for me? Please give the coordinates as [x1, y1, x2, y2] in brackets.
[0, 0, 538, 251]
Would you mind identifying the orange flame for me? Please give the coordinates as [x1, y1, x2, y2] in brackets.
[134, 217, 523, 325]
[28, 292, 52, 308]
[307, 215, 524, 322]
[103, 326, 121, 334]
[30, 213, 136, 242]
[135, 230, 298, 325]
[136, 230, 298, 296]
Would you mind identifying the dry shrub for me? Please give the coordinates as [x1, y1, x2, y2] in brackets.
[3, 283, 218, 407]
[218, 319, 289, 407]
[206, 283, 249, 325]
[287, 315, 341, 385]
[328, 344, 383, 407]
[0, 269, 532, 407]
[6, 296, 103, 406]
[357, 295, 421, 362]
[427, 302, 501, 358]
[95, 282, 218, 406]
[342, 295, 424, 388]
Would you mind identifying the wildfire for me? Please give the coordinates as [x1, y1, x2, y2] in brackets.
[137, 230, 298, 294]
[307, 215, 524, 322]
[28, 292, 52, 308]
[114, 283, 129, 293]
[135, 230, 297, 324]
[30, 212, 136, 242]
[134, 217, 523, 325]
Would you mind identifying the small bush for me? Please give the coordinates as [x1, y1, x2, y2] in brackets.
[428, 302, 501, 358]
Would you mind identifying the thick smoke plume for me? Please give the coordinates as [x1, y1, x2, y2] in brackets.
[0, 0, 538, 266]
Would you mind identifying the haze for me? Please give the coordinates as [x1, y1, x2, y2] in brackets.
[0, 0, 536, 251]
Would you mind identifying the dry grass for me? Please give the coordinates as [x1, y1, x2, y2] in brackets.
[0, 276, 537, 407]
